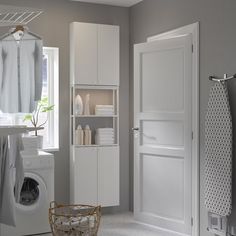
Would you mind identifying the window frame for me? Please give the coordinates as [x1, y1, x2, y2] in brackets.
[42, 47, 59, 151]
[0, 47, 59, 151]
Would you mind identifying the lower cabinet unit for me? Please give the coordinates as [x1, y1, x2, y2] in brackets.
[71, 146, 120, 207]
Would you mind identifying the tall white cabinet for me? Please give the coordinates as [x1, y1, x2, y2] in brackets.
[70, 22, 120, 207]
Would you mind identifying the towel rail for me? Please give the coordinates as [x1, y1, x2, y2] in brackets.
[209, 73, 236, 83]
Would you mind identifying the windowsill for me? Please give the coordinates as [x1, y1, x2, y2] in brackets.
[42, 147, 59, 153]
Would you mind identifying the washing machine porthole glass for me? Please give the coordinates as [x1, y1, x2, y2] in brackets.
[18, 177, 40, 206]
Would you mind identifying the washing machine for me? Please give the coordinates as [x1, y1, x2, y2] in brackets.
[1, 151, 54, 236]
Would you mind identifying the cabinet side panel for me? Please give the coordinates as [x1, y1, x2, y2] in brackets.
[70, 23, 75, 84]
[70, 147, 75, 203]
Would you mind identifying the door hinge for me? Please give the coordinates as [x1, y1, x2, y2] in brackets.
[191, 217, 194, 226]
[192, 131, 194, 140]
[192, 44, 194, 53]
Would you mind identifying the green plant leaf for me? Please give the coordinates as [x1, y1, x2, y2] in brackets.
[38, 97, 48, 106]
[23, 114, 32, 121]
[23, 97, 54, 128]
[42, 105, 54, 113]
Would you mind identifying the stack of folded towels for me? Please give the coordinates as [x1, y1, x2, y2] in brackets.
[95, 105, 114, 116]
[95, 128, 114, 145]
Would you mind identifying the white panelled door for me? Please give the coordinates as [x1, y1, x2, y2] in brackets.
[134, 34, 192, 235]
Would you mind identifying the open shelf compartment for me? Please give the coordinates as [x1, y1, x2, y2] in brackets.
[70, 86, 119, 147]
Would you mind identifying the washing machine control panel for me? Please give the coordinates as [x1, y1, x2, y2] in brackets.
[25, 160, 32, 168]
[22, 155, 54, 169]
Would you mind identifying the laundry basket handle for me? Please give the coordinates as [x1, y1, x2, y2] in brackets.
[50, 201, 58, 209]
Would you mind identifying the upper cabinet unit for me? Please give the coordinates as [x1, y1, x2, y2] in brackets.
[70, 22, 120, 86]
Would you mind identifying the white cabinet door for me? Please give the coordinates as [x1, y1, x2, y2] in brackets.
[70, 22, 98, 85]
[98, 146, 120, 207]
[98, 25, 119, 86]
[74, 147, 97, 205]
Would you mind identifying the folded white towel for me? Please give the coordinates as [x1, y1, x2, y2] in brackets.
[97, 136, 114, 139]
[96, 131, 114, 134]
[97, 133, 114, 136]
[95, 112, 114, 116]
[96, 141, 114, 145]
[96, 138, 114, 141]
[96, 107, 114, 110]
[95, 132, 115, 145]
[95, 105, 114, 110]
[96, 110, 114, 112]
[95, 110, 114, 115]
[97, 128, 114, 132]
[97, 137, 114, 140]
[97, 135, 114, 138]
[99, 108, 113, 110]
[96, 105, 114, 108]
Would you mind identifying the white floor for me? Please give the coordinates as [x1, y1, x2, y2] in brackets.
[40, 212, 159, 236]
[98, 212, 159, 236]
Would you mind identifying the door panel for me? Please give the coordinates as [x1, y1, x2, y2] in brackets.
[71, 22, 98, 85]
[141, 154, 184, 220]
[134, 35, 192, 235]
[141, 120, 184, 147]
[141, 49, 184, 112]
[74, 147, 97, 205]
[98, 146, 120, 207]
[98, 25, 119, 85]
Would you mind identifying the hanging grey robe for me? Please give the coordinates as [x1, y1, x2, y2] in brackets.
[9, 134, 24, 203]
[0, 33, 43, 113]
[0, 136, 15, 226]
[0, 134, 24, 226]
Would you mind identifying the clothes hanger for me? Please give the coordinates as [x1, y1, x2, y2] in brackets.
[0, 25, 42, 41]
[12, 25, 25, 41]
[12, 25, 25, 34]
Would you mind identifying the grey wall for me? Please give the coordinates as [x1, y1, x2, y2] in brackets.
[130, 0, 236, 235]
[0, 0, 130, 212]
[2, 0, 235, 232]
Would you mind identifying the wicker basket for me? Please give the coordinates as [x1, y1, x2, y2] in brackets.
[49, 202, 101, 236]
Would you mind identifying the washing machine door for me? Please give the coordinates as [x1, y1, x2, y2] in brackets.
[16, 172, 47, 212]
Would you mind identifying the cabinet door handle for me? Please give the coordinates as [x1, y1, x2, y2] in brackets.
[132, 127, 139, 131]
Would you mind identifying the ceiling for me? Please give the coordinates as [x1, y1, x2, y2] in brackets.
[70, 0, 143, 7]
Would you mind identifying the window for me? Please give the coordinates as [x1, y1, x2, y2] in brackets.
[0, 47, 59, 150]
[38, 47, 59, 150]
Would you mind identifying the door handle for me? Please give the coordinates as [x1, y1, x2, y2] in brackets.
[132, 127, 139, 131]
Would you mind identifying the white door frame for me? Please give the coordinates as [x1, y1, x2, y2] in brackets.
[147, 22, 199, 236]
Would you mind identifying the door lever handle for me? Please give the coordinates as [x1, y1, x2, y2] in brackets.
[132, 127, 139, 131]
